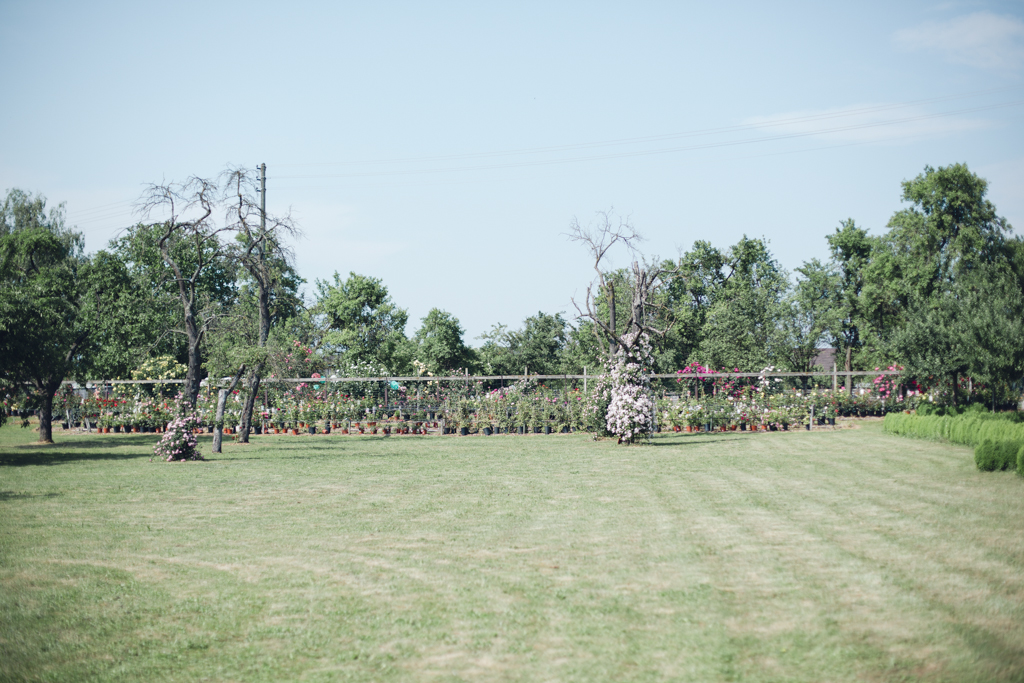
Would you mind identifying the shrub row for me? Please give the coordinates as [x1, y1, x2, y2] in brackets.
[883, 411, 1024, 474]
[974, 440, 1024, 472]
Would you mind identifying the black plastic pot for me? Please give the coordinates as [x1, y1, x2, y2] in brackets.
[561, 426, 569, 433]
[740, 423, 746, 431]
[459, 427, 469, 436]
[518, 426, 525, 435]
[829, 417, 836, 426]
[483, 427, 492, 436]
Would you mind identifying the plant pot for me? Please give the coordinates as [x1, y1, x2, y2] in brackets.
[323, 426, 331, 434]
[61, 423, 69, 430]
[483, 427, 492, 436]
[828, 418, 836, 426]
[561, 426, 569, 433]
[291, 428, 298, 435]
[740, 423, 746, 431]
[543, 425, 551, 435]
[459, 427, 469, 436]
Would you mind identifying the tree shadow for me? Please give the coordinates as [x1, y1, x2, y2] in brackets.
[0, 490, 61, 500]
[647, 434, 752, 447]
[0, 434, 160, 466]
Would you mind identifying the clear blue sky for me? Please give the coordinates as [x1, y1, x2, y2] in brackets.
[2, 1, 1023, 341]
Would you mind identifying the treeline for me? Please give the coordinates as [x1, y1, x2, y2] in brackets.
[2, 163, 1023, 442]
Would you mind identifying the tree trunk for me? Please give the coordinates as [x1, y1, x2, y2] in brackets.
[950, 372, 959, 406]
[607, 282, 617, 357]
[237, 369, 262, 443]
[36, 385, 56, 444]
[238, 277, 271, 443]
[184, 313, 203, 406]
[211, 368, 245, 454]
[845, 346, 853, 396]
[212, 389, 227, 454]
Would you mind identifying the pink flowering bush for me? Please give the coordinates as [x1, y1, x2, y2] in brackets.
[154, 397, 202, 461]
[605, 331, 654, 444]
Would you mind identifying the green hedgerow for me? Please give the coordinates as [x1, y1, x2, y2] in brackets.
[974, 439, 1024, 472]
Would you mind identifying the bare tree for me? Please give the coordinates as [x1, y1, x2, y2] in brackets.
[135, 177, 236, 406]
[567, 210, 680, 358]
[222, 166, 300, 442]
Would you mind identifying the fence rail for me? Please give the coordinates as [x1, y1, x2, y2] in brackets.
[55, 369, 901, 388]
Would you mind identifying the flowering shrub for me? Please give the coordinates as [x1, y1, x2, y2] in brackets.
[154, 399, 202, 461]
[605, 332, 654, 444]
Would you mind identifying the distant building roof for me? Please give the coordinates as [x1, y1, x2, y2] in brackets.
[811, 347, 837, 371]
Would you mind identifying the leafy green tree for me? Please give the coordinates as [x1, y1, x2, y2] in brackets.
[0, 190, 129, 442]
[785, 258, 841, 371]
[689, 237, 790, 371]
[873, 164, 1019, 403]
[824, 219, 873, 380]
[477, 312, 568, 376]
[314, 272, 411, 374]
[414, 308, 474, 374]
[893, 264, 1024, 405]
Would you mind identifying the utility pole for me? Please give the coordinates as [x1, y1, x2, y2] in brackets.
[259, 163, 267, 255]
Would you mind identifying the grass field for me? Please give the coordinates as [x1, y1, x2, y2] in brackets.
[1, 421, 1023, 682]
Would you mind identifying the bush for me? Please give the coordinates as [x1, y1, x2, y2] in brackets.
[884, 411, 1024, 447]
[154, 412, 202, 461]
[974, 440, 1023, 472]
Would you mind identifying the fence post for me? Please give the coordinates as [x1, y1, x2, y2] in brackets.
[584, 366, 587, 394]
[832, 363, 837, 393]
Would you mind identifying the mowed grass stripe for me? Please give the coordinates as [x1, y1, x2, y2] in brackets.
[3, 422, 1024, 682]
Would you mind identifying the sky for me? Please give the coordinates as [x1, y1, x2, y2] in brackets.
[2, 1, 1023, 343]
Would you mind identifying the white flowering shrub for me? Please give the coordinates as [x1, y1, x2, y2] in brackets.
[605, 331, 654, 444]
[154, 398, 202, 461]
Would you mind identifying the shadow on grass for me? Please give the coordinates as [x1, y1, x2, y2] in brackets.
[0, 490, 61, 500]
[0, 434, 161, 466]
[648, 434, 756, 447]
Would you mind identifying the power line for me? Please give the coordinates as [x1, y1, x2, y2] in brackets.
[271, 85, 1023, 170]
[273, 99, 1024, 180]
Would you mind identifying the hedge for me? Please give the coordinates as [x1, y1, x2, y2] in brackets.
[974, 439, 1024, 472]
[884, 411, 1024, 474]
[883, 412, 1024, 447]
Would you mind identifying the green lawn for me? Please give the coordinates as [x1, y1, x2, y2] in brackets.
[1, 421, 1022, 682]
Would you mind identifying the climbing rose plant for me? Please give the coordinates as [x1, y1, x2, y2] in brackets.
[605, 331, 654, 444]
